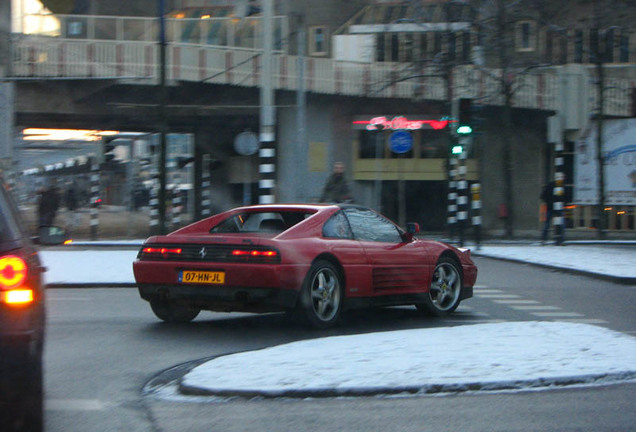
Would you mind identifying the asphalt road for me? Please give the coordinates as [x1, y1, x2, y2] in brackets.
[44, 257, 636, 432]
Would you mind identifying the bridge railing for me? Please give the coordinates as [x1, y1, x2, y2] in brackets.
[10, 33, 634, 117]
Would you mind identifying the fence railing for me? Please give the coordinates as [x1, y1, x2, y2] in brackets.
[20, 13, 289, 52]
[10, 33, 635, 117]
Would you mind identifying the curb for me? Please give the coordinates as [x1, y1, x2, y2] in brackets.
[142, 355, 636, 400]
[179, 372, 636, 399]
[471, 252, 636, 285]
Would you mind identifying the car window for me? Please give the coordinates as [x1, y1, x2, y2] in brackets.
[322, 210, 353, 239]
[210, 211, 313, 233]
[343, 207, 403, 243]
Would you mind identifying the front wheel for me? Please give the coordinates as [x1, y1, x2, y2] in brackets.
[150, 299, 200, 323]
[416, 257, 463, 316]
[298, 260, 343, 329]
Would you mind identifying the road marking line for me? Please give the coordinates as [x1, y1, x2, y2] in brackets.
[531, 312, 584, 318]
[46, 399, 110, 411]
[511, 305, 562, 311]
[474, 289, 504, 294]
[551, 319, 609, 325]
[476, 294, 522, 299]
[492, 300, 540, 305]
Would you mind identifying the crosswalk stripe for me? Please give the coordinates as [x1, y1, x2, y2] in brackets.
[46, 399, 110, 411]
[531, 312, 584, 318]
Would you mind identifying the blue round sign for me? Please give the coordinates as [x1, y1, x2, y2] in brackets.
[389, 130, 413, 154]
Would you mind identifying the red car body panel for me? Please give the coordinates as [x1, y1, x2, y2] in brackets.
[133, 204, 477, 314]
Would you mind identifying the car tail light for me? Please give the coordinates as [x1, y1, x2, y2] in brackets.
[231, 248, 280, 263]
[142, 247, 183, 257]
[0, 255, 33, 305]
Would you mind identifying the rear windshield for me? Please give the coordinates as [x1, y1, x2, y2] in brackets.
[0, 184, 25, 244]
[210, 210, 313, 234]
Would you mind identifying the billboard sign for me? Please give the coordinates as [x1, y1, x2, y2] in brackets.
[574, 119, 636, 205]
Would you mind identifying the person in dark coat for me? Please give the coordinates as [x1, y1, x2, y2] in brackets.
[541, 181, 555, 244]
[320, 161, 352, 203]
[38, 184, 61, 227]
[66, 185, 80, 231]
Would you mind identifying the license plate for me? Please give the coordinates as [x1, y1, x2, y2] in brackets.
[179, 270, 225, 284]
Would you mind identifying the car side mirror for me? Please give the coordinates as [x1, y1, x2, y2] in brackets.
[403, 222, 420, 242]
[34, 226, 68, 245]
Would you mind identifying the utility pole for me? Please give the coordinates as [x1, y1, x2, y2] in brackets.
[258, 0, 276, 204]
[296, 12, 307, 202]
[157, 0, 168, 233]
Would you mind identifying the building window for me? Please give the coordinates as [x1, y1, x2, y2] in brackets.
[620, 33, 629, 63]
[516, 20, 536, 52]
[376, 34, 386, 62]
[461, 31, 471, 63]
[589, 28, 599, 63]
[309, 26, 328, 56]
[390, 33, 399, 62]
[574, 30, 583, 63]
[603, 29, 614, 63]
[403, 33, 414, 63]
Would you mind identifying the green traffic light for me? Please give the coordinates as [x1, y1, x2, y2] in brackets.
[452, 145, 464, 155]
[456, 125, 473, 135]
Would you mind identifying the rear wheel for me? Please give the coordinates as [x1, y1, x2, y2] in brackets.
[150, 299, 200, 323]
[298, 260, 343, 329]
[416, 256, 462, 316]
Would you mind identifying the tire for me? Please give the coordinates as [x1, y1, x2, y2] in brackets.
[298, 260, 344, 329]
[416, 256, 463, 316]
[150, 299, 200, 323]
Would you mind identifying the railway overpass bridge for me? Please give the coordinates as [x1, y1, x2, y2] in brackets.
[4, 14, 635, 233]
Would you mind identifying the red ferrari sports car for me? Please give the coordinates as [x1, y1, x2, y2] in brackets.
[133, 204, 477, 328]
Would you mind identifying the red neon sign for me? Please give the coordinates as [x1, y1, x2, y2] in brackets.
[353, 116, 455, 131]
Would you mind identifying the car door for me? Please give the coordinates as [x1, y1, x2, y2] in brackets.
[321, 210, 371, 297]
[343, 207, 429, 294]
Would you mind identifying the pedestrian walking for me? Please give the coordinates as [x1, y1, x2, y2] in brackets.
[320, 161, 352, 203]
[540, 181, 555, 244]
[38, 183, 61, 227]
[65, 184, 80, 232]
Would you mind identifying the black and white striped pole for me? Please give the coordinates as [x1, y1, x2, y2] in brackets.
[471, 183, 482, 249]
[259, 0, 276, 204]
[90, 157, 100, 240]
[554, 171, 565, 245]
[456, 146, 469, 247]
[201, 154, 211, 218]
[149, 180, 159, 234]
[447, 158, 457, 240]
[172, 172, 181, 229]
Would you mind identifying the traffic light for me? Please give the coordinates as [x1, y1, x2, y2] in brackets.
[451, 144, 464, 155]
[457, 98, 473, 135]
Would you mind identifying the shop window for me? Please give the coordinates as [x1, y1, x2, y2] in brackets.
[516, 20, 536, 52]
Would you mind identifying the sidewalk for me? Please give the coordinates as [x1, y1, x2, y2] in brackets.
[39, 240, 636, 287]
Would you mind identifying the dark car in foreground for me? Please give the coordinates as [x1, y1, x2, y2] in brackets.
[133, 204, 477, 328]
[0, 183, 47, 431]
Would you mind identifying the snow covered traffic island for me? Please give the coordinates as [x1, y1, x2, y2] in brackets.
[180, 322, 636, 398]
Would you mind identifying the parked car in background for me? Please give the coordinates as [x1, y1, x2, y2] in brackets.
[0, 180, 65, 431]
[133, 204, 477, 329]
